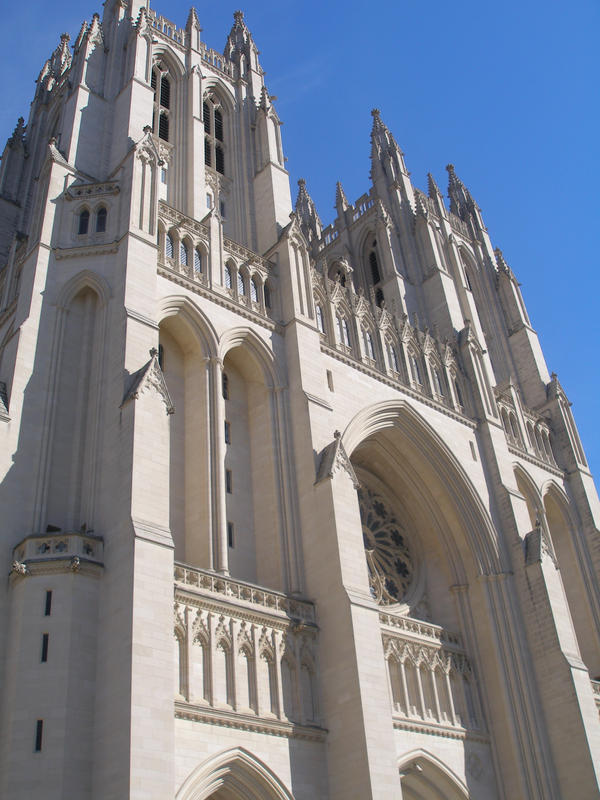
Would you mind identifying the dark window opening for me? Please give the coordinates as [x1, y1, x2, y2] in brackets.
[375, 288, 384, 307]
[204, 138, 211, 167]
[44, 591, 52, 616]
[78, 209, 90, 235]
[158, 344, 164, 370]
[224, 420, 231, 444]
[215, 109, 223, 141]
[203, 102, 210, 134]
[222, 373, 229, 400]
[160, 76, 170, 109]
[35, 720, 43, 752]
[264, 283, 272, 309]
[41, 633, 49, 663]
[369, 249, 381, 285]
[96, 207, 107, 233]
[215, 146, 224, 175]
[151, 70, 157, 95]
[226, 469, 232, 494]
[158, 113, 169, 142]
[227, 522, 234, 548]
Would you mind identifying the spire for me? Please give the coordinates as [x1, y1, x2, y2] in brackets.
[370, 108, 407, 183]
[225, 10, 260, 71]
[295, 178, 322, 250]
[186, 7, 200, 31]
[427, 173, 442, 200]
[335, 181, 348, 213]
[8, 118, 26, 148]
[446, 163, 476, 220]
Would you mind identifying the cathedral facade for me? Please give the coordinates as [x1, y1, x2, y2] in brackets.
[0, 2, 599, 798]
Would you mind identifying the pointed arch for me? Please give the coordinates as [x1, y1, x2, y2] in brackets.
[342, 400, 503, 576]
[55, 269, 111, 310]
[157, 295, 219, 359]
[176, 747, 295, 800]
[399, 749, 469, 800]
[218, 327, 283, 389]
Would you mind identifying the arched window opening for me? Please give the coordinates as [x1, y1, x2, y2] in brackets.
[204, 95, 225, 175]
[224, 264, 232, 289]
[250, 278, 258, 303]
[237, 272, 245, 296]
[410, 354, 422, 386]
[180, 241, 188, 266]
[364, 330, 375, 360]
[95, 206, 107, 233]
[337, 317, 349, 346]
[78, 208, 90, 235]
[316, 305, 325, 334]
[432, 366, 444, 397]
[388, 344, 400, 372]
[194, 247, 202, 273]
[165, 233, 174, 260]
[264, 282, 272, 309]
[152, 64, 171, 142]
[368, 241, 381, 285]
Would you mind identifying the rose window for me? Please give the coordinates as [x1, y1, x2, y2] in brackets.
[357, 485, 414, 605]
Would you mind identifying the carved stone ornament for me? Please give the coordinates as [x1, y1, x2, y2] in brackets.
[315, 431, 359, 490]
[10, 560, 28, 576]
[358, 485, 414, 605]
[121, 349, 175, 415]
[524, 522, 557, 568]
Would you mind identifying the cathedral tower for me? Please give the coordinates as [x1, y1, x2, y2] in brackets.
[0, 4, 599, 799]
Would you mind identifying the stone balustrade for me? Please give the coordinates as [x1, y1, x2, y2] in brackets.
[381, 612, 485, 739]
[174, 563, 323, 740]
[10, 530, 104, 578]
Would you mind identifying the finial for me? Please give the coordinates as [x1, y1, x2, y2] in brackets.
[60, 33, 70, 43]
[234, 10, 244, 21]
[150, 347, 158, 358]
[298, 178, 306, 188]
[371, 108, 380, 117]
[446, 163, 455, 174]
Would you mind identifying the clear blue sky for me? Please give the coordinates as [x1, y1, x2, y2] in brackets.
[2, 1, 599, 476]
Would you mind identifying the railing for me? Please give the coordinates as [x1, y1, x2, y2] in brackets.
[175, 563, 316, 625]
[174, 563, 323, 739]
[200, 44, 235, 78]
[149, 12, 186, 46]
[10, 531, 104, 577]
[381, 613, 483, 737]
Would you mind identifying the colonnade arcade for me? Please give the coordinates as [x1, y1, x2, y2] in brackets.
[158, 297, 298, 593]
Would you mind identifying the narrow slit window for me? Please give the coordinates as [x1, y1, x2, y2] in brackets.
[226, 469, 232, 494]
[224, 420, 231, 444]
[44, 591, 52, 617]
[214, 109, 223, 141]
[180, 242, 188, 266]
[250, 278, 258, 303]
[158, 112, 169, 142]
[165, 233, 174, 260]
[224, 265, 232, 290]
[222, 373, 229, 400]
[237, 272, 245, 296]
[160, 76, 170, 109]
[78, 209, 90, 235]
[227, 522, 234, 548]
[96, 207, 107, 233]
[41, 633, 49, 663]
[194, 248, 202, 273]
[215, 146, 225, 175]
[35, 720, 43, 752]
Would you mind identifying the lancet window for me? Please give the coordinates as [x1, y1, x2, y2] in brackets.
[96, 206, 107, 233]
[151, 63, 171, 142]
[203, 96, 225, 175]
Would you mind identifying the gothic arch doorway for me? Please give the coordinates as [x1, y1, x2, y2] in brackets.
[399, 753, 469, 800]
[176, 747, 295, 800]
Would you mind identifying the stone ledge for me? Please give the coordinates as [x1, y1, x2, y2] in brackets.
[175, 701, 327, 742]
